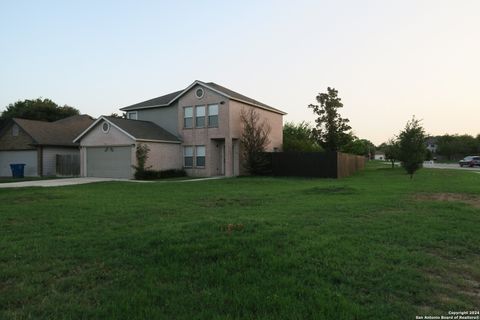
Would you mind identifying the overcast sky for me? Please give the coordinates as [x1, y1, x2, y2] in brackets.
[1, 0, 479, 144]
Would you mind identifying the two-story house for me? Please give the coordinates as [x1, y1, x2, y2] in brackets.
[74, 81, 285, 179]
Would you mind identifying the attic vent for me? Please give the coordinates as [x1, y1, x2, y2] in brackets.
[12, 124, 19, 136]
[195, 87, 204, 99]
[102, 122, 110, 133]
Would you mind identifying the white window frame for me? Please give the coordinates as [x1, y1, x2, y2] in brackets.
[184, 106, 193, 129]
[195, 145, 206, 168]
[127, 111, 138, 120]
[195, 105, 206, 128]
[208, 104, 219, 128]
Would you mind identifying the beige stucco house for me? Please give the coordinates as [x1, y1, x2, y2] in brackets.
[74, 80, 286, 178]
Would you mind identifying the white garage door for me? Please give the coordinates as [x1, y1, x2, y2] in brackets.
[0, 150, 38, 177]
[86, 146, 132, 179]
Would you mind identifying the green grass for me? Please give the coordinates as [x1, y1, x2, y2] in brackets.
[1, 163, 479, 319]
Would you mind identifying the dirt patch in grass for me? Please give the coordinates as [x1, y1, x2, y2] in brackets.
[199, 197, 261, 208]
[414, 193, 480, 208]
[303, 186, 357, 195]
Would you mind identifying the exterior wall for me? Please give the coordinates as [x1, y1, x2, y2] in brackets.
[42, 147, 79, 176]
[142, 142, 182, 171]
[177, 85, 231, 177]
[79, 120, 135, 177]
[228, 100, 284, 175]
[136, 103, 179, 136]
[0, 123, 36, 150]
[80, 121, 135, 146]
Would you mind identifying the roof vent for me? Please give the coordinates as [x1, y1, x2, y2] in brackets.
[195, 87, 204, 99]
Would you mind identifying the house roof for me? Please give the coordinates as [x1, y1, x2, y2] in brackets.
[73, 116, 181, 143]
[120, 80, 287, 115]
[11, 115, 95, 147]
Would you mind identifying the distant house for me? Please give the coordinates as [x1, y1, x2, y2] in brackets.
[425, 137, 438, 153]
[374, 152, 385, 161]
[0, 115, 94, 177]
[74, 80, 286, 179]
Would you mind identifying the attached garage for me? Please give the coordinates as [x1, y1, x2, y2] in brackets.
[0, 150, 38, 177]
[86, 146, 132, 179]
[75, 116, 182, 179]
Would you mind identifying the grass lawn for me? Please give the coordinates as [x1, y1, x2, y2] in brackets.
[1, 163, 479, 319]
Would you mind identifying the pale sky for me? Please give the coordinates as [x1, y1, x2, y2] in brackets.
[1, 0, 479, 144]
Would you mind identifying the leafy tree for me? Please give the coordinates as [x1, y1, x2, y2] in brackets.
[283, 121, 323, 152]
[341, 138, 375, 158]
[109, 112, 127, 119]
[132, 144, 152, 179]
[384, 138, 400, 168]
[240, 108, 271, 175]
[1, 98, 80, 122]
[436, 134, 479, 160]
[398, 117, 427, 179]
[308, 87, 353, 151]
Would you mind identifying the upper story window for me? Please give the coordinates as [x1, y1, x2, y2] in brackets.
[195, 87, 204, 99]
[195, 146, 206, 167]
[195, 105, 205, 128]
[12, 124, 19, 136]
[184, 146, 193, 168]
[208, 104, 219, 128]
[127, 111, 137, 120]
[184, 106, 193, 128]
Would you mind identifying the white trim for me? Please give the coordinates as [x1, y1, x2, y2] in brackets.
[127, 111, 138, 120]
[120, 80, 287, 115]
[136, 139, 181, 144]
[73, 116, 136, 143]
[101, 122, 110, 133]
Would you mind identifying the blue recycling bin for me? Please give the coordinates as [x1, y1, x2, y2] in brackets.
[10, 164, 26, 178]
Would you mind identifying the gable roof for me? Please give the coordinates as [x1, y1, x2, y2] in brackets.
[120, 80, 287, 115]
[9, 115, 95, 147]
[73, 116, 181, 143]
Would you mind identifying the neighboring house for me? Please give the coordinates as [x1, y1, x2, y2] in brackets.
[75, 80, 286, 178]
[0, 115, 94, 177]
[374, 152, 385, 160]
[425, 136, 438, 153]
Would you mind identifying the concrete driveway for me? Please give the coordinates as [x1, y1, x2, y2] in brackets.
[0, 177, 147, 188]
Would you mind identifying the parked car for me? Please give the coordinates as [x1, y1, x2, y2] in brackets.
[459, 156, 480, 167]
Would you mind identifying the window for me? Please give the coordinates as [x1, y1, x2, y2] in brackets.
[208, 104, 219, 127]
[195, 105, 205, 128]
[12, 124, 19, 136]
[195, 87, 204, 99]
[127, 111, 137, 120]
[195, 146, 206, 167]
[184, 146, 193, 167]
[184, 107, 193, 128]
[102, 122, 110, 133]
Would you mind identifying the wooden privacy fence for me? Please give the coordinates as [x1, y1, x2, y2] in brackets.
[261, 151, 365, 178]
[56, 154, 80, 176]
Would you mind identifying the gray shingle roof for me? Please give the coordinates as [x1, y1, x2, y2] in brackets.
[120, 81, 286, 114]
[104, 117, 180, 142]
[13, 115, 95, 146]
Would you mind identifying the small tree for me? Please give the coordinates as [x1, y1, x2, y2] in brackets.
[283, 121, 322, 152]
[308, 87, 353, 151]
[133, 144, 151, 179]
[384, 138, 400, 168]
[240, 108, 271, 174]
[398, 117, 426, 179]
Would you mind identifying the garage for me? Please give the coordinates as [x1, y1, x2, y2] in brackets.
[0, 150, 38, 177]
[86, 146, 132, 179]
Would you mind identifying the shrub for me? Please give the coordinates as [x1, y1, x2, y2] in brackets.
[134, 169, 186, 180]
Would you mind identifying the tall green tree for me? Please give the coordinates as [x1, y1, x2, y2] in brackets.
[384, 138, 400, 168]
[283, 122, 322, 152]
[398, 117, 427, 179]
[308, 87, 353, 151]
[1, 98, 80, 122]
